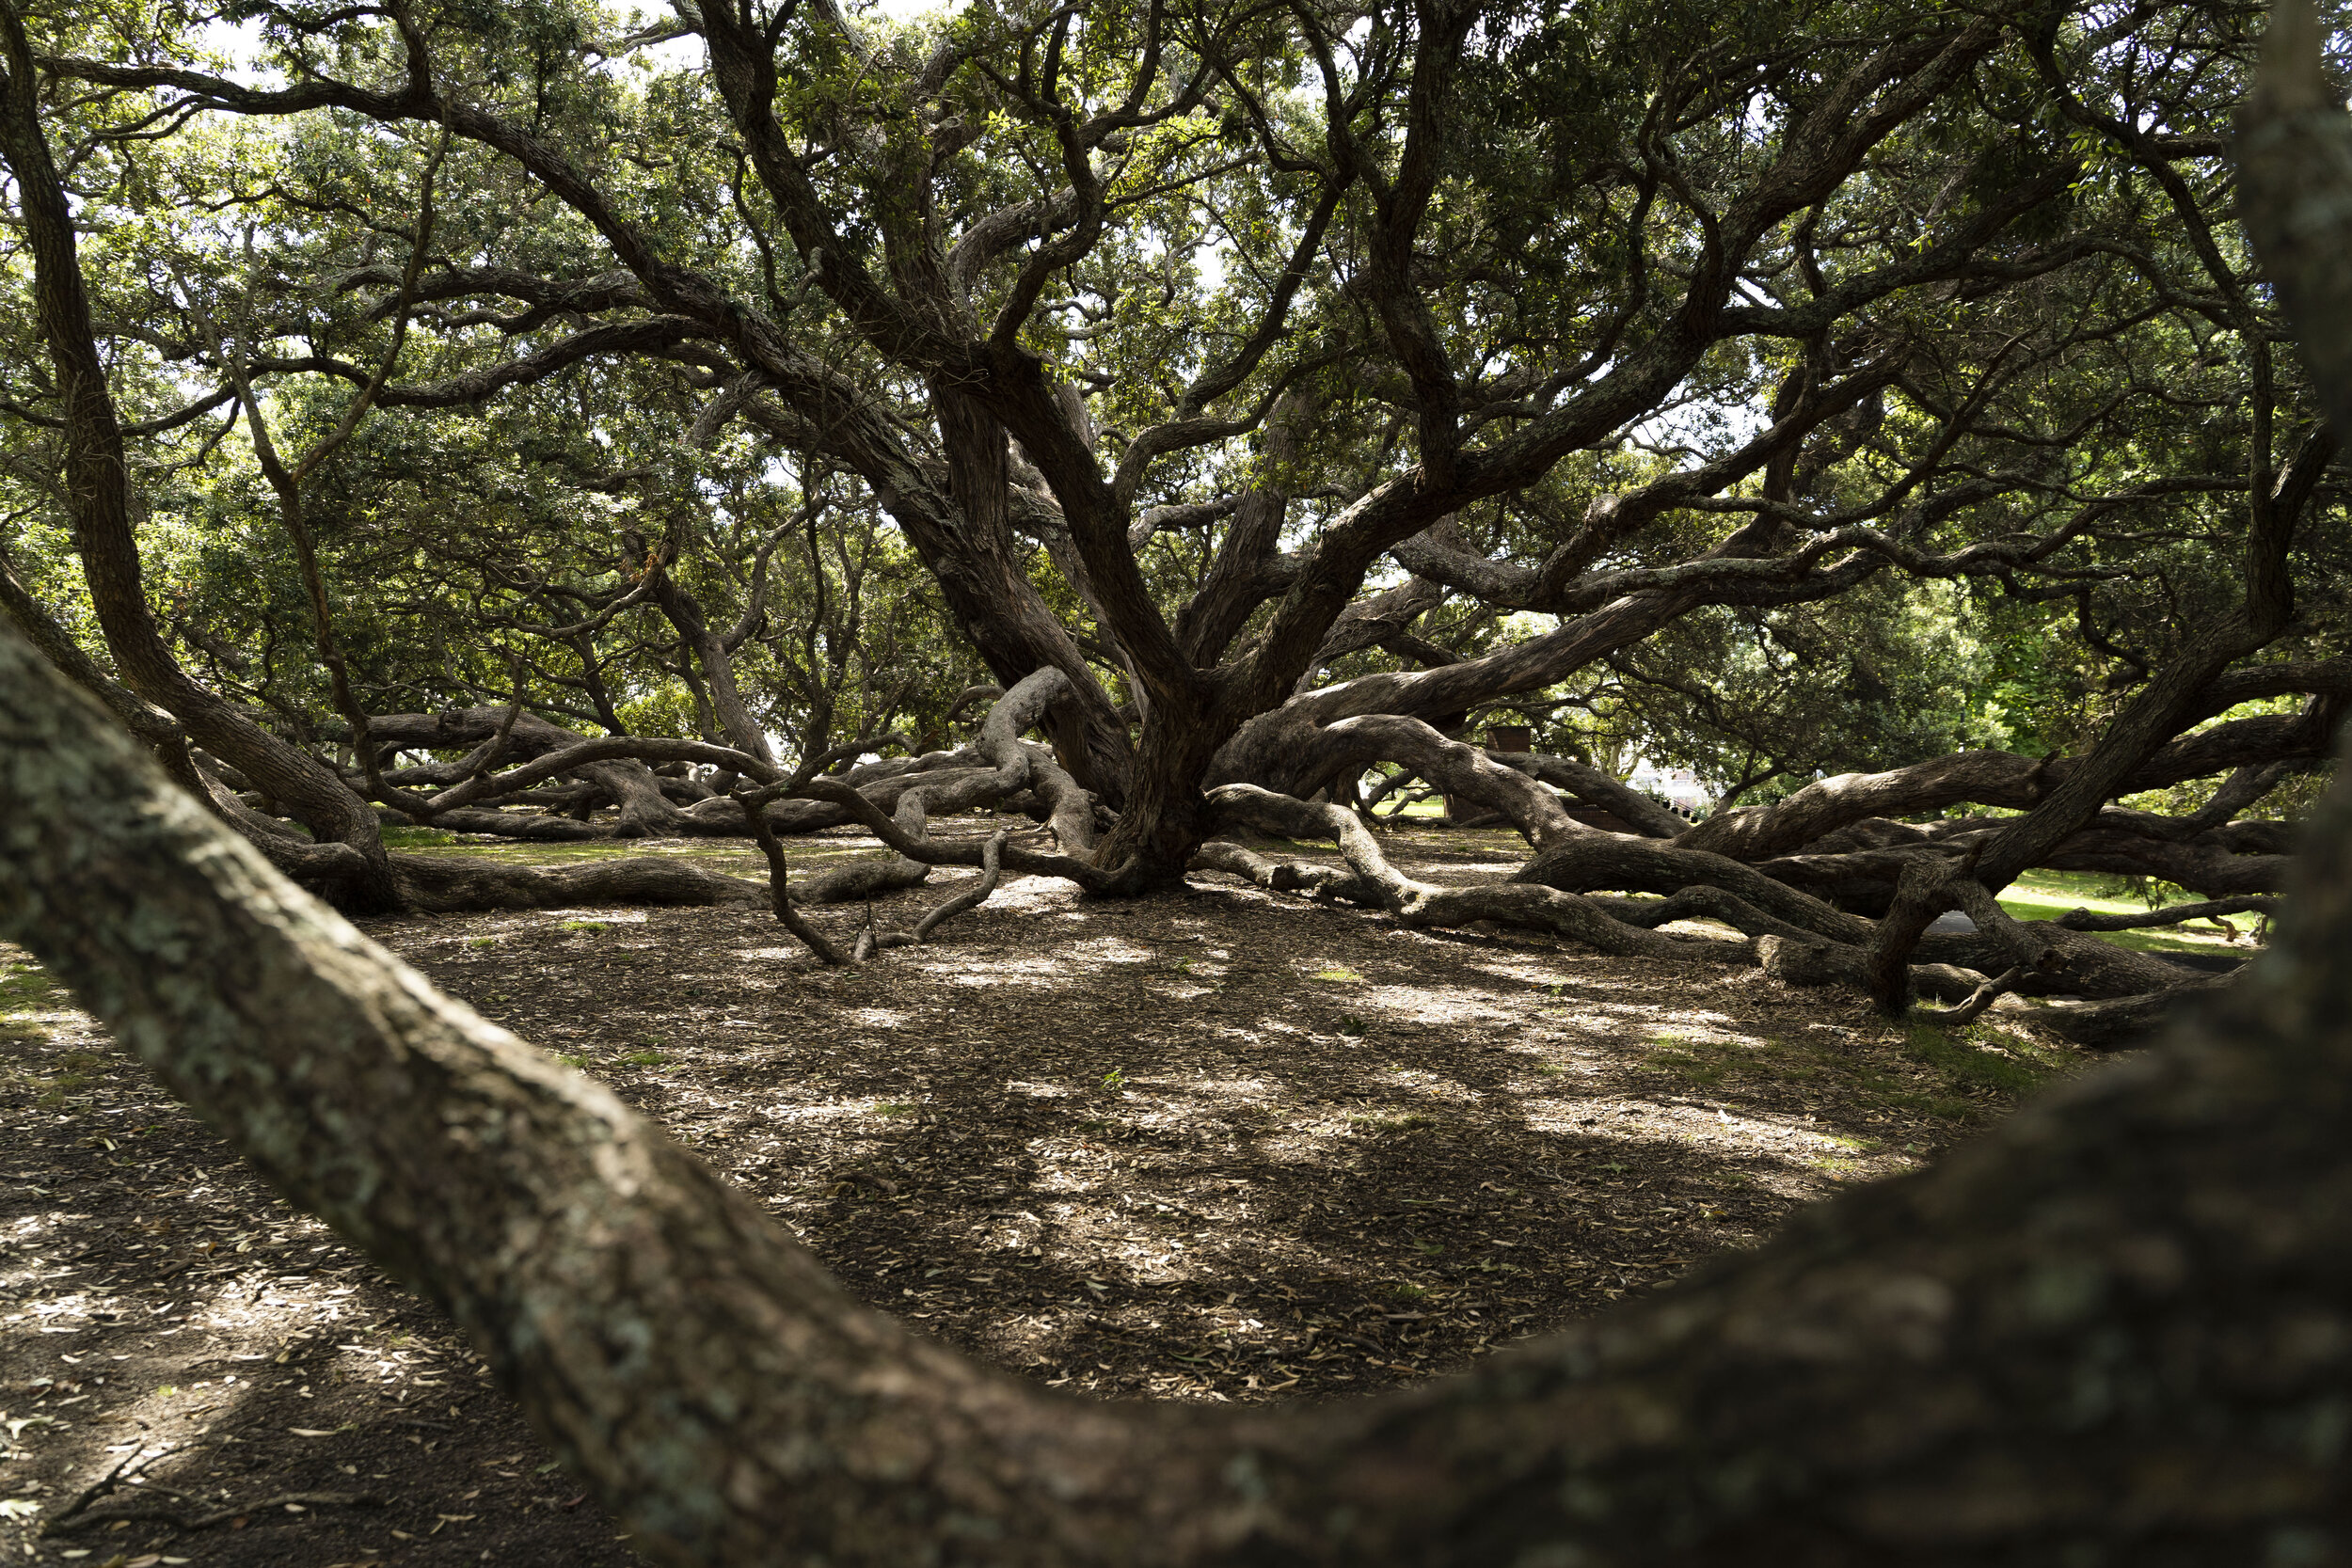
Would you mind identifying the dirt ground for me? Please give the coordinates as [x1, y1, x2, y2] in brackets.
[0, 819, 2113, 1565]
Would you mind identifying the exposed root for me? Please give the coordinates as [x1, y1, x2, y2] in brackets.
[1200, 778, 2233, 1027]
[798, 855, 931, 906]
[1204, 785, 1728, 961]
[394, 853, 765, 913]
[1915, 965, 2027, 1026]
[2028, 977, 2235, 1050]
[2056, 895, 2279, 932]
[1189, 840, 1380, 903]
[738, 793, 853, 965]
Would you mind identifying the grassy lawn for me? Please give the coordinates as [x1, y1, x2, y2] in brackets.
[1997, 869, 2255, 956]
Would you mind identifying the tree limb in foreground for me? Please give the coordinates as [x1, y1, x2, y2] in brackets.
[9, 545, 2352, 1567]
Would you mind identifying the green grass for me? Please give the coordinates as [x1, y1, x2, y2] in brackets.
[621, 1050, 668, 1068]
[1645, 1030, 1739, 1087]
[1901, 1020, 2068, 1094]
[34, 1050, 103, 1107]
[1637, 1023, 2072, 1126]
[559, 919, 611, 935]
[0, 961, 65, 1049]
[870, 1101, 919, 1118]
[1997, 871, 2252, 956]
[380, 825, 460, 848]
[0, 962, 63, 1012]
[1309, 967, 1364, 983]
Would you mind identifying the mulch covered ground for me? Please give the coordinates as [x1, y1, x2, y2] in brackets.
[0, 819, 2107, 1565]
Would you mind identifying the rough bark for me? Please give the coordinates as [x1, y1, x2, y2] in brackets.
[1205, 784, 1726, 960]
[1488, 751, 1691, 839]
[362, 709, 702, 838]
[2238, 0, 2352, 438]
[391, 855, 765, 913]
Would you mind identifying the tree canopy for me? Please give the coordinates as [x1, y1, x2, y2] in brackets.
[6, 0, 2339, 1023]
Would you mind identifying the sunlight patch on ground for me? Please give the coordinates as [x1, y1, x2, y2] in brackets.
[1470, 958, 1599, 987]
[985, 875, 1085, 914]
[1353, 984, 1527, 1027]
[1660, 919, 1747, 942]
[930, 955, 1084, 988]
[757, 1101, 870, 1124]
[1520, 1097, 1849, 1156]
[1054, 938, 1158, 967]
[1645, 1018, 1769, 1049]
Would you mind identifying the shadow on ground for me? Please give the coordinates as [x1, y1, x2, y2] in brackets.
[0, 817, 2100, 1563]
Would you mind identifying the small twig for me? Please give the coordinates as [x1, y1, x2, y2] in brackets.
[48, 1490, 385, 1536]
[46, 1445, 164, 1529]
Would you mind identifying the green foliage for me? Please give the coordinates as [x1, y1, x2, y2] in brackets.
[0, 0, 2338, 880]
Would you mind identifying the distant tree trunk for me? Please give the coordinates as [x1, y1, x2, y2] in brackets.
[644, 563, 776, 768]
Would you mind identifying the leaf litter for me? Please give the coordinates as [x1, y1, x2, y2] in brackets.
[0, 818, 2096, 1562]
